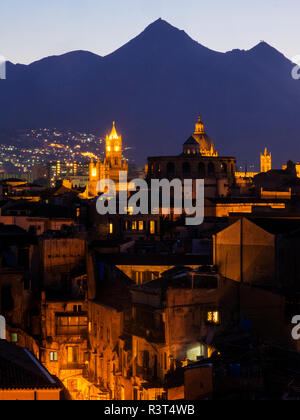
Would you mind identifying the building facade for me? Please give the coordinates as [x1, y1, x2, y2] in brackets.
[147, 116, 236, 199]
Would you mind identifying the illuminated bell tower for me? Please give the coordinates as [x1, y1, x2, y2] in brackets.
[104, 121, 128, 187]
[105, 121, 123, 168]
[88, 121, 128, 196]
[260, 148, 272, 173]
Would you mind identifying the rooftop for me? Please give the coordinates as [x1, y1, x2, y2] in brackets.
[0, 341, 61, 390]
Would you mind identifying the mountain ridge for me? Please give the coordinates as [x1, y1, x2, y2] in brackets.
[0, 19, 299, 167]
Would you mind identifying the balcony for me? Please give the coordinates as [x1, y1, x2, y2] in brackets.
[56, 313, 88, 336]
[60, 363, 86, 371]
[56, 325, 88, 336]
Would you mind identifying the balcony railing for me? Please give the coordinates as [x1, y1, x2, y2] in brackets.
[60, 363, 86, 371]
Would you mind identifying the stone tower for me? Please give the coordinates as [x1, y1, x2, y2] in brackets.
[89, 122, 128, 196]
[260, 148, 272, 173]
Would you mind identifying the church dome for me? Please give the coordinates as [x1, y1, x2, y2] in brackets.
[184, 116, 218, 156]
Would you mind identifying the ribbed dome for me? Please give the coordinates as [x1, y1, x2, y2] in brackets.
[184, 116, 218, 156]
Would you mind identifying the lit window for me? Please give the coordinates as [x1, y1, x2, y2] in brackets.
[150, 221, 156, 235]
[11, 333, 18, 343]
[109, 223, 113, 234]
[107, 146, 111, 152]
[138, 221, 144, 231]
[207, 311, 220, 325]
[50, 351, 58, 362]
[132, 221, 137, 230]
[115, 146, 120, 152]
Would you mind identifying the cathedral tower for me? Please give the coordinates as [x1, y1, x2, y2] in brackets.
[260, 148, 272, 173]
[105, 121, 123, 168]
[88, 121, 128, 196]
[104, 121, 128, 186]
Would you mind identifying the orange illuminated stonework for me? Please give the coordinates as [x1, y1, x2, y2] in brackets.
[89, 122, 128, 196]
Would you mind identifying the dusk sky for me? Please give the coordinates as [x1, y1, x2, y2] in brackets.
[1, 0, 300, 64]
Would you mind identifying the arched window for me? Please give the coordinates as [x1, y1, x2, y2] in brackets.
[167, 162, 175, 176]
[208, 162, 215, 177]
[220, 162, 227, 174]
[198, 163, 205, 178]
[183, 162, 191, 176]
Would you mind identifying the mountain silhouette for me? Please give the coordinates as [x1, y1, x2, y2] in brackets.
[0, 18, 300, 167]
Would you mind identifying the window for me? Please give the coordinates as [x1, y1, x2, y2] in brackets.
[136, 272, 143, 285]
[138, 221, 144, 231]
[198, 163, 205, 178]
[208, 162, 215, 176]
[132, 221, 137, 231]
[167, 162, 175, 176]
[183, 162, 191, 175]
[50, 351, 58, 362]
[11, 333, 18, 343]
[109, 223, 113, 234]
[207, 311, 220, 325]
[56, 315, 88, 335]
[164, 353, 167, 370]
[150, 221, 156, 235]
[221, 162, 227, 174]
[67, 346, 79, 364]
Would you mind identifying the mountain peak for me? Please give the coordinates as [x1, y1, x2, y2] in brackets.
[252, 41, 274, 51]
[143, 18, 187, 37]
[248, 40, 289, 63]
[145, 18, 176, 30]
